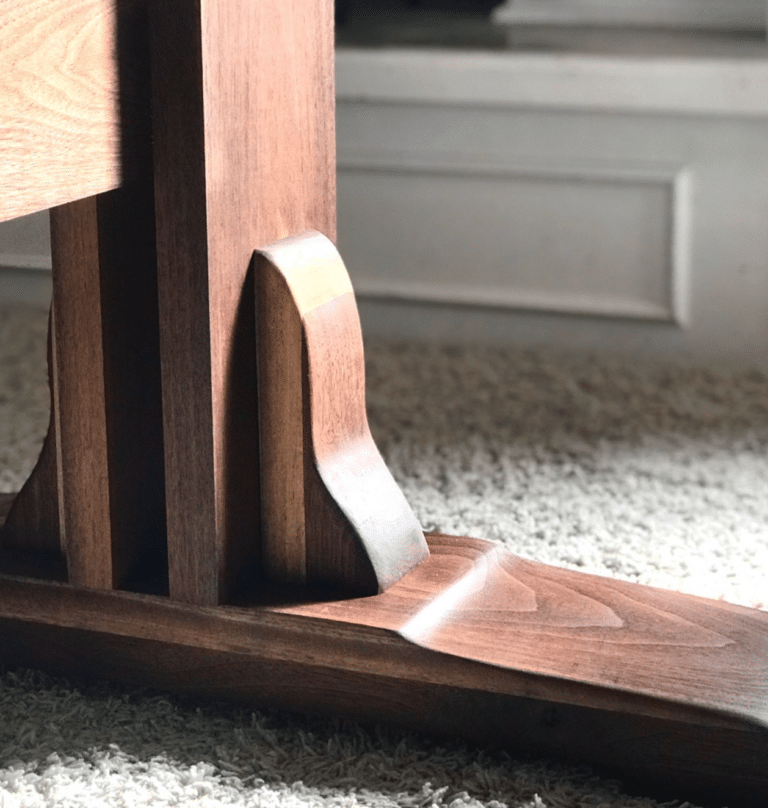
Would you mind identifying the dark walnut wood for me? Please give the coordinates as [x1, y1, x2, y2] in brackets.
[150, 0, 336, 605]
[287, 535, 768, 729]
[1, 190, 164, 591]
[255, 231, 429, 594]
[0, 534, 764, 804]
[1, 0, 767, 804]
[1, 0, 164, 591]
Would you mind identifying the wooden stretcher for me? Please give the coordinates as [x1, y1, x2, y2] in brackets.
[1, 1, 766, 804]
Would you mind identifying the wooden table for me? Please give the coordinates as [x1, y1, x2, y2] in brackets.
[1, 1, 767, 804]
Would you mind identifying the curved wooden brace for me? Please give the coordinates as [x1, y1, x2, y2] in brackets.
[255, 231, 429, 595]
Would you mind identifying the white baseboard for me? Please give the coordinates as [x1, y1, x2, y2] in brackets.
[335, 48, 768, 118]
[0, 267, 52, 309]
[0, 253, 52, 272]
[0, 212, 53, 307]
[491, 0, 766, 31]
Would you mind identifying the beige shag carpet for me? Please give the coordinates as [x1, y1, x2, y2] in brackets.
[2, 302, 767, 808]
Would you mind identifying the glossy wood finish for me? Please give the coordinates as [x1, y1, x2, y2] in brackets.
[285, 535, 768, 728]
[1, 184, 166, 591]
[256, 232, 428, 593]
[2, 0, 767, 802]
[0, 0, 150, 222]
[49, 199, 115, 588]
[1, 0, 162, 588]
[150, 0, 335, 605]
[0, 534, 764, 803]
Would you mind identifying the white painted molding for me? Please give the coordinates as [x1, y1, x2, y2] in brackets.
[0, 253, 52, 271]
[670, 169, 693, 328]
[492, 0, 766, 32]
[339, 149, 692, 325]
[351, 278, 676, 322]
[336, 48, 768, 118]
[0, 267, 52, 308]
[340, 149, 686, 185]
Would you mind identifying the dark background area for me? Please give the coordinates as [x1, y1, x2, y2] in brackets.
[336, 0, 504, 48]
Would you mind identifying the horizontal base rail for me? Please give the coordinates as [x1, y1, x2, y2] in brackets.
[0, 533, 765, 805]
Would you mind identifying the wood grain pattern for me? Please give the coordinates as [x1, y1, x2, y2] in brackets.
[4, 534, 764, 728]
[150, 0, 336, 605]
[256, 232, 428, 594]
[2, 1, 766, 801]
[0, 0, 150, 222]
[2, 186, 164, 592]
[87, 181, 167, 593]
[1, 0, 161, 589]
[0, 533, 764, 803]
[0, 621, 764, 807]
[283, 534, 768, 728]
[0, 537, 765, 729]
[48, 198, 113, 587]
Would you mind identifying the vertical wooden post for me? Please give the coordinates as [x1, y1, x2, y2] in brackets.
[1, 0, 165, 590]
[48, 199, 113, 588]
[150, 0, 336, 604]
[48, 183, 165, 590]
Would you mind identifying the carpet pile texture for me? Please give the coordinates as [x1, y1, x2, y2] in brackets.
[1, 303, 766, 807]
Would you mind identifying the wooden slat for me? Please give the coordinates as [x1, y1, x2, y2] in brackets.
[92, 182, 167, 592]
[1, 533, 765, 734]
[0, 533, 765, 803]
[1, 0, 161, 589]
[256, 258, 307, 582]
[49, 198, 113, 587]
[150, 0, 336, 604]
[256, 231, 429, 594]
[46, 182, 164, 590]
[0, 622, 764, 808]
[0, 0, 150, 222]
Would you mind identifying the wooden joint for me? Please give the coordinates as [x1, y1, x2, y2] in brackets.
[255, 231, 429, 595]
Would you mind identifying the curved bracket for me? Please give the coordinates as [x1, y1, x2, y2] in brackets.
[255, 231, 429, 595]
